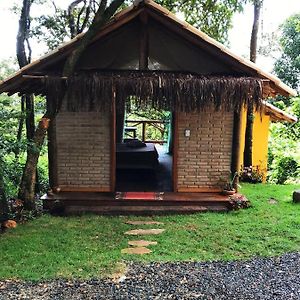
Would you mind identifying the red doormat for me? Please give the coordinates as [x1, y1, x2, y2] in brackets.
[115, 192, 164, 200]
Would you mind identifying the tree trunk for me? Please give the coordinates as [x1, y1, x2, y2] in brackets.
[16, 0, 31, 68]
[244, 0, 262, 168]
[250, 1, 261, 63]
[14, 96, 25, 158]
[24, 94, 40, 193]
[18, 0, 125, 208]
[243, 106, 254, 167]
[62, 0, 124, 77]
[16, 0, 41, 207]
[25, 94, 35, 141]
[18, 118, 50, 210]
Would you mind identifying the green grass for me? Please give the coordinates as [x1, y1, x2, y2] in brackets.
[0, 183, 300, 280]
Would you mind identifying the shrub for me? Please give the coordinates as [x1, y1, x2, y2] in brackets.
[268, 156, 299, 184]
[239, 165, 264, 183]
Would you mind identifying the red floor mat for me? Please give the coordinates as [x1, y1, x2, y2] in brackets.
[115, 192, 164, 200]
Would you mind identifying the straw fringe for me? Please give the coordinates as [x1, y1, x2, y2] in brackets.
[45, 71, 263, 113]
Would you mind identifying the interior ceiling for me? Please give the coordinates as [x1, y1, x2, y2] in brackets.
[74, 17, 235, 74]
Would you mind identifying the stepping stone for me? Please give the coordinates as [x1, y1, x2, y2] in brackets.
[124, 229, 165, 235]
[268, 198, 278, 205]
[128, 240, 158, 247]
[121, 247, 152, 254]
[125, 221, 164, 225]
[293, 190, 300, 203]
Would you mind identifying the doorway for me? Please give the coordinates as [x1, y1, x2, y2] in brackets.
[114, 99, 174, 192]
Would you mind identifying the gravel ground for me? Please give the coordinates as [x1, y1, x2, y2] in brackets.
[1, 252, 300, 300]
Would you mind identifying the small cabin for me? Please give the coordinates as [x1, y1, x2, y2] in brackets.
[0, 0, 296, 213]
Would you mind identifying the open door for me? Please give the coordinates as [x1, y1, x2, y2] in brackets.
[114, 99, 175, 192]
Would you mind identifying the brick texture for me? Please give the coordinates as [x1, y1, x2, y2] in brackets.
[56, 112, 111, 190]
[177, 108, 234, 190]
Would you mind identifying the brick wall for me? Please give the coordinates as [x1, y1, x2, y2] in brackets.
[56, 112, 111, 191]
[177, 108, 234, 191]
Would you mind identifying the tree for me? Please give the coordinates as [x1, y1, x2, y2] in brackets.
[243, 0, 263, 168]
[19, 0, 125, 210]
[16, 0, 36, 150]
[274, 13, 300, 92]
[154, 0, 247, 43]
[268, 14, 300, 184]
[31, 0, 101, 50]
[33, 0, 247, 50]
[0, 59, 17, 81]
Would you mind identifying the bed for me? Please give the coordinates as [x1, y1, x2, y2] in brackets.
[116, 142, 159, 170]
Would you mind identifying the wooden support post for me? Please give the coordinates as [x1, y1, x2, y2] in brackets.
[142, 122, 146, 142]
[48, 117, 58, 189]
[110, 87, 116, 192]
[231, 108, 243, 192]
[172, 111, 179, 192]
[139, 11, 149, 70]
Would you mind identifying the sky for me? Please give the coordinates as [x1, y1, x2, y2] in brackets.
[0, 0, 300, 72]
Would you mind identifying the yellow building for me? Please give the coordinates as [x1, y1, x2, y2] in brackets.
[239, 102, 297, 181]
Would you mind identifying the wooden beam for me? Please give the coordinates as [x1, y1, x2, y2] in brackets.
[110, 86, 117, 192]
[172, 111, 179, 192]
[177, 187, 222, 193]
[48, 117, 58, 189]
[22, 75, 68, 80]
[231, 108, 243, 191]
[58, 187, 111, 192]
[139, 11, 149, 70]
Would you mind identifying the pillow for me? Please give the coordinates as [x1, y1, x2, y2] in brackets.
[126, 139, 147, 148]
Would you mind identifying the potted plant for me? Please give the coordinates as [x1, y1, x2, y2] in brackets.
[220, 172, 238, 195]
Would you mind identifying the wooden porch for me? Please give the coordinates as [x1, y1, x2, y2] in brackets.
[41, 192, 233, 215]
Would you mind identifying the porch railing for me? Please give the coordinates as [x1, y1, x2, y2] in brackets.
[125, 120, 169, 144]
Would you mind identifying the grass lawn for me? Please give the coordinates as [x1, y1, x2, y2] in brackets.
[0, 183, 299, 281]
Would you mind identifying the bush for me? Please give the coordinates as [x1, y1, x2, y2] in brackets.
[267, 97, 300, 185]
[268, 156, 299, 184]
[239, 165, 263, 183]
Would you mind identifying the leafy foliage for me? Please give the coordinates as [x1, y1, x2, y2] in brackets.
[31, 8, 71, 50]
[269, 13, 300, 185]
[126, 99, 171, 142]
[0, 59, 18, 81]
[0, 92, 49, 201]
[268, 97, 300, 184]
[30, 0, 99, 50]
[274, 13, 300, 92]
[156, 0, 246, 43]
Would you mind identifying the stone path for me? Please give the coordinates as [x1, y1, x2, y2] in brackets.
[121, 221, 165, 255]
[128, 240, 157, 247]
[121, 247, 152, 254]
[125, 221, 163, 225]
[124, 229, 165, 235]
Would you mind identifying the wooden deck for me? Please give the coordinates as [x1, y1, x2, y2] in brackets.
[41, 192, 233, 215]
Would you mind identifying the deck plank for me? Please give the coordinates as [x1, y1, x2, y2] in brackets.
[42, 191, 232, 215]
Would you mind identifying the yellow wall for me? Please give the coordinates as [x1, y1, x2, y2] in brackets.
[239, 108, 270, 181]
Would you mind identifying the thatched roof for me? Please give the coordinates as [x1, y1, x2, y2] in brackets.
[45, 71, 263, 113]
[0, 0, 296, 99]
[263, 102, 298, 123]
